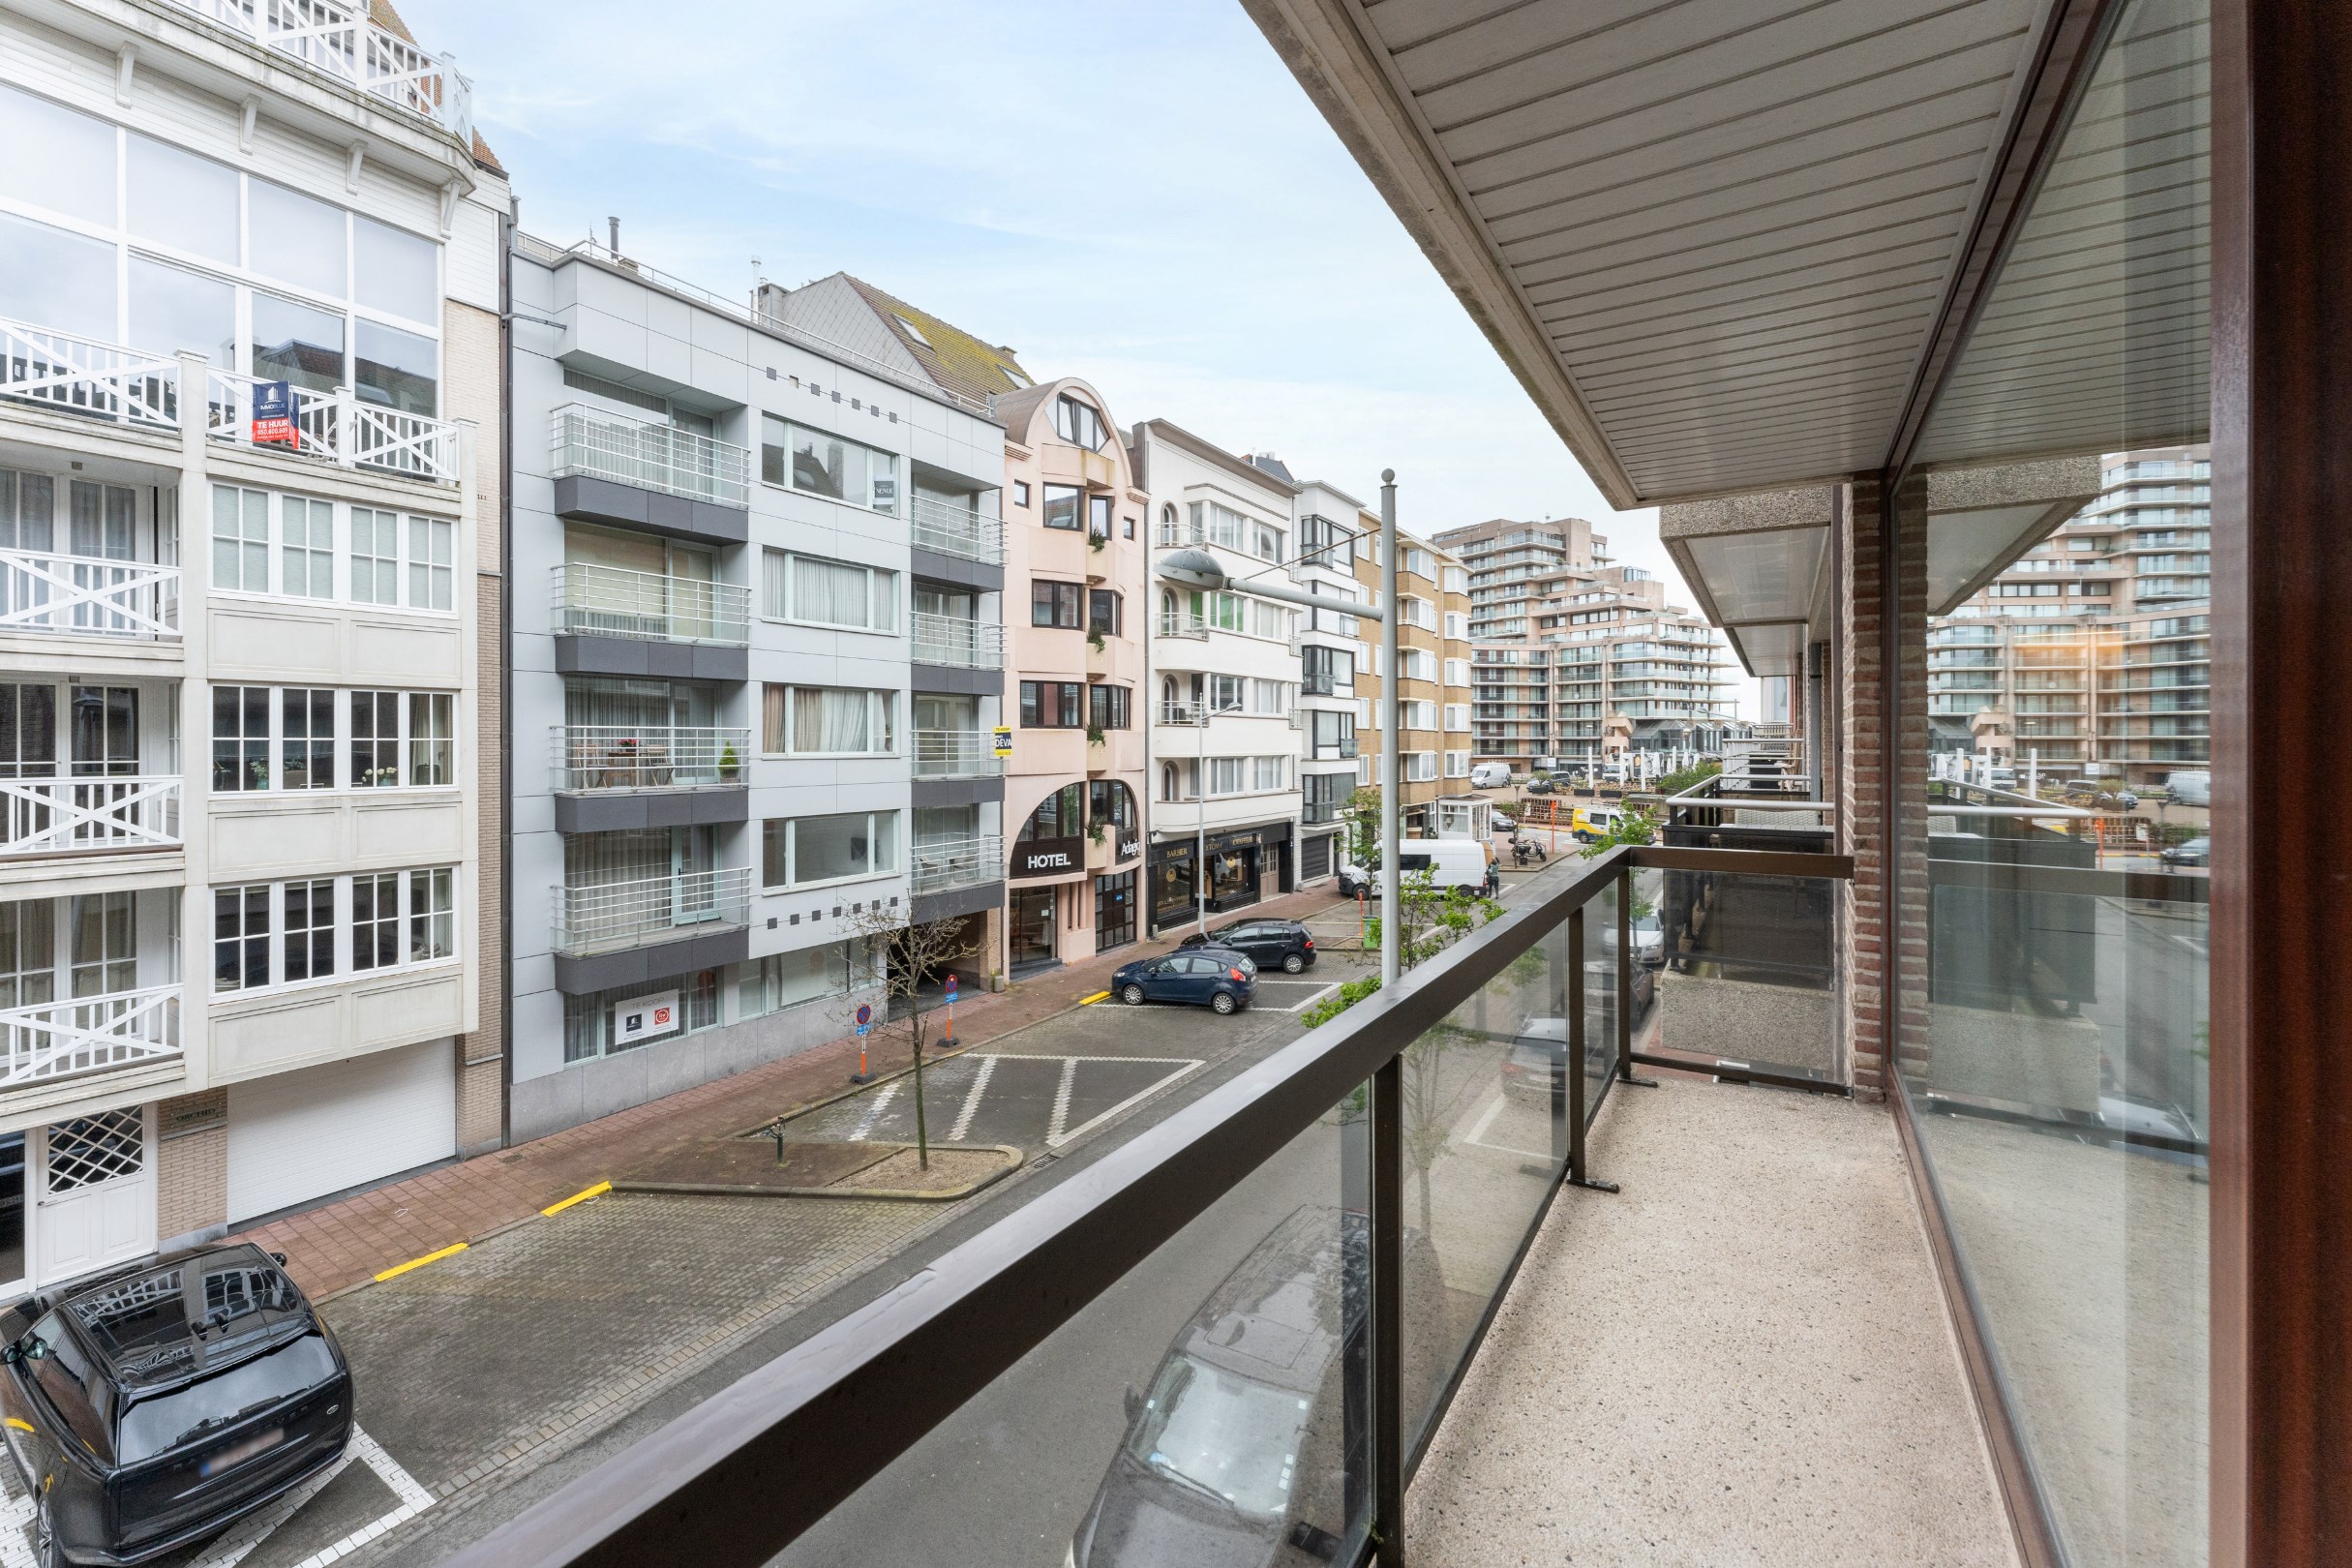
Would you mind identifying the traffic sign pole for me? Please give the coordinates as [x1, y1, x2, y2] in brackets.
[851, 1002, 875, 1082]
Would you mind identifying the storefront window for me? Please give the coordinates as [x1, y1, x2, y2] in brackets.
[1094, 873, 1135, 952]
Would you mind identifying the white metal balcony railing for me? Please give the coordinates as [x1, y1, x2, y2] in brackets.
[1158, 613, 1210, 641]
[554, 866, 752, 956]
[0, 319, 461, 484]
[913, 731, 1005, 779]
[911, 612, 1005, 669]
[0, 984, 181, 1090]
[912, 835, 1002, 895]
[552, 406, 751, 509]
[0, 551, 180, 642]
[551, 727, 751, 792]
[552, 563, 751, 646]
[0, 777, 183, 857]
[166, 0, 473, 143]
[909, 496, 1009, 566]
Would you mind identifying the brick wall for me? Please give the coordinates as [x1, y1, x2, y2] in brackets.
[156, 1089, 227, 1246]
[447, 296, 505, 1154]
[1837, 476, 1929, 1101]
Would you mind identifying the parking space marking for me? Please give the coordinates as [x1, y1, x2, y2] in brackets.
[948, 1054, 997, 1141]
[1459, 1088, 1555, 1164]
[1048, 1058, 1205, 1149]
[540, 1180, 610, 1217]
[1045, 1057, 1080, 1144]
[374, 1241, 467, 1282]
[849, 1080, 900, 1140]
[1281, 982, 1340, 1013]
[1077, 990, 1111, 1006]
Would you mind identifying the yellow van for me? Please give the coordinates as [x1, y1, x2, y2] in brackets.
[1570, 806, 1619, 843]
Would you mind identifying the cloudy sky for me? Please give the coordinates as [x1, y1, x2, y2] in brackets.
[401, 0, 1749, 715]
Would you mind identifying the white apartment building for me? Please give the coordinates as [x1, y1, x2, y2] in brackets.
[1130, 423, 1305, 936]
[1286, 479, 1365, 883]
[508, 239, 1006, 1139]
[0, 0, 504, 1286]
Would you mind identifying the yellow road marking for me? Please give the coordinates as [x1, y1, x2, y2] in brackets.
[3, 1418, 32, 1432]
[373, 1242, 467, 1282]
[541, 1180, 611, 1217]
[1078, 990, 1111, 1005]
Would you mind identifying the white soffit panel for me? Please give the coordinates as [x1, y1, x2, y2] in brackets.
[1727, 620, 1806, 679]
[1679, 526, 1829, 624]
[1253, 0, 2050, 502]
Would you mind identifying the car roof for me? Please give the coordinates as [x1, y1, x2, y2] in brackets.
[50, 1244, 313, 1391]
[1176, 1205, 1353, 1392]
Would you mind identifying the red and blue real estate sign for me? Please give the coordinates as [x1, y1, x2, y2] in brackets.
[251, 380, 298, 447]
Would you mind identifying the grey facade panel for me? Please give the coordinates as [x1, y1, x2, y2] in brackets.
[552, 926, 752, 995]
[907, 547, 1005, 594]
[554, 788, 751, 834]
[554, 635, 750, 682]
[909, 663, 1002, 696]
[910, 775, 1005, 808]
[553, 472, 750, 545]
[912, 880, 1005, 924]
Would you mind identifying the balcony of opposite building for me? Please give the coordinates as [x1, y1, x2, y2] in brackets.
[550, 406, 751, 546]
[548, 724, 751, 834]
[550, 562, 751, 681]
[910, 833, 1005, 923]
[551, 864, 752, 994]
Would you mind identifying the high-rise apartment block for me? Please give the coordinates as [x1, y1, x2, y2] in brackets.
[1352, 529, 1480, 833]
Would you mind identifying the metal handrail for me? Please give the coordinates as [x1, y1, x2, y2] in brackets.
[445, 843, 1854, 1568]
[909, 496, 1009, 564]
[912, 834, 1003, 893]
[551, 563, 751, 646]
[552, 406, 751, 507]
[910, 613, 1004, 668]
[912, 731, 1005, 778]
[550, 727, 751, 792]
[553, 866, 753, 955]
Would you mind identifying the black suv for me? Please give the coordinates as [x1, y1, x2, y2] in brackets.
[1178, 918, 1316, 974]
[0, 1245, 352, 1566]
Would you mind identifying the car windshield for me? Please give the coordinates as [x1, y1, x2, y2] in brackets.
[115, 1332, 338, 1464]
[70, 1255, 305, 1385]
[1123, 1353, 1310, 1516]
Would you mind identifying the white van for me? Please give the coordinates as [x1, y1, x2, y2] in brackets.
[1469, 762, 1514, 789]
[2166, 769, 2211, 806]
[1340, 837, 1493, 896]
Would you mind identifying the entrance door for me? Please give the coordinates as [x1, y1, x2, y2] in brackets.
[32, 1106, 155, 1285]
[1009, 887, 1057, 971]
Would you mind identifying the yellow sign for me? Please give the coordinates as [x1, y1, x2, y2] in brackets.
[992, 726, 1012, 758]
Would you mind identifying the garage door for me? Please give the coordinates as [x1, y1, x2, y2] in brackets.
[226, 1040, 457, 1223]
[1301, 832, 1333, 883]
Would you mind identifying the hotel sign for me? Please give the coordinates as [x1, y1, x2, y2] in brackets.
[1013, 836, 1082, 878]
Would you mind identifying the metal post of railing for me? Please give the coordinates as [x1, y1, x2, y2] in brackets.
[1565, 903, 1619, 1194]
[1372, 1051, 1402, 1568]
[1617, 866, 1656, 1088]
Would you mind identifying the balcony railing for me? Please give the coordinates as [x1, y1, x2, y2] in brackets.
[551, 727, 751, 792]
[0, 777, 183, 857]
[912, 731, 1005, 778]
[911, 613, 1004, 669]
[0, 984, 181, 1090]
[552, 406, 751, 508]
[912, 835, 1003, 894]
[909, 496, 1009, 565]
[0, 552, 179, 642]
[448, 842, 1853, 1568]
[553, 866, 753, 957]
[552, 563, 751, 646]
[1158, 612, 1210, 640]
[165, 0, 473, 143]
[208, 372, 460, 483]
[0, 319, 179, 428]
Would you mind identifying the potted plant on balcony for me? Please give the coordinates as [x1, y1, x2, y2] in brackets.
[1088, 628, 1106, 652]
[719, 743, 740, 783]
[1089, 530, 1107, 553]
[1088, 815, 1107, 846]
[1087, 725, 1105, 747]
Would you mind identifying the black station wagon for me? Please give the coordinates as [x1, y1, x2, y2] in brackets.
[0, 1244, 351, 1566]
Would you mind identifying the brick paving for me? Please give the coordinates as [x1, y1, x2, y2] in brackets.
[232, 886, 1350, 1302]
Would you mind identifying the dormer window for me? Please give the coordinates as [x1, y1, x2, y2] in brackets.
[1053, 395, 1107, 452]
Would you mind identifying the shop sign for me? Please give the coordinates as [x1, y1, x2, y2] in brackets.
[613, 988, 680, 1045]
[1119, 832, 1142, 863]
[992, 727, 1013, 758]
[1013, 836, 1083, 878]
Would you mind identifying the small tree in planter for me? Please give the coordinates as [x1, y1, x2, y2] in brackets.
[1089, 530, 1107, 553]
[718, 742, 740, 782]
[842, 906, 973, 1170]
[1088, 628, 1106, 652]
[1087, 725, 1106, 747]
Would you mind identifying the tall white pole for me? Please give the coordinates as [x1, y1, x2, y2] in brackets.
[1195, 681, 1209, 937]
[1379, 471, 1401, 989]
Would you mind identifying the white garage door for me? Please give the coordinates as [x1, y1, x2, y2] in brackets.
[226, 1040, 457, 1223]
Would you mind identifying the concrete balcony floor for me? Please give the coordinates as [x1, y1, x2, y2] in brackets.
[1407, 1077, 2013, 1567]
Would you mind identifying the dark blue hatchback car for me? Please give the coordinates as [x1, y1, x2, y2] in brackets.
[1112, 947, 1257, 1014]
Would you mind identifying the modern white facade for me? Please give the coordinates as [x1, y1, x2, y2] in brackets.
[507, 238, 1006, 1139]
[0, 0, 503, 1286]
[1287, 479, 1366, 885]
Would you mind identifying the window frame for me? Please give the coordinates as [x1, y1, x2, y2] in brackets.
[760, 809, 900, 891]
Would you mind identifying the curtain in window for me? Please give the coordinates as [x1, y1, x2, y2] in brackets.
[792, 557, 870, 627]
[793, 688, 872, 754]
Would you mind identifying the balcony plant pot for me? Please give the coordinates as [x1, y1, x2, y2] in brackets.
[1088, 630, 1106, 651]
[719, 744, 740, 783]
[1089, 533, 1106, 553]
[1087, 726, 1105, 746]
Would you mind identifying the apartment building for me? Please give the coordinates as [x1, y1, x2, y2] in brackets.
[1440, 515, 1610, 642]
[1926, 447, 2211, 788]
[507, 250, 1006, 1137]
[1130, 424, 1306, 935]
[0, 0, 503, 1284]
[1287, 479, 1367, 886]
[1352, 526, 1478, 833]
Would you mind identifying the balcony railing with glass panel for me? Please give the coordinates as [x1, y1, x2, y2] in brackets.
[552, 406, 751, 508]
[0, 984, 181, 1091]
[909, 496, 1008, 565]
[0, 777, 183, 858]
[910, 613, 1004, 669]
[550, 727, 751, 793]
[912, 731, 1004, 779]
[912, 835, 1003, 895]
[553, 866, 753, 957]
[163, 0, 473, 142]
[551, 563, 751, 646]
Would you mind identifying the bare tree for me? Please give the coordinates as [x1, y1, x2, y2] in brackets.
[844, 907, 974, 1170]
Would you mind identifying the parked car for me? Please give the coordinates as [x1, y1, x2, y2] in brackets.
[1523, 775, 1557, 795]
[1113, 948, 1258, 1013]
[0, 1245, 352, 1567]
[2161, 835, 2211, 867]
[1179, 919, 1316, 974]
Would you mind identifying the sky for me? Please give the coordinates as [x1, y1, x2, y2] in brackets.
[401, 0, 1751, 716]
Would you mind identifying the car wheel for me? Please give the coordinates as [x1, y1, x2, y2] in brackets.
[1121, 983, 1146, 1006]
[1282, 952, 1306, 974]
[1211, 990, 1237, 1015]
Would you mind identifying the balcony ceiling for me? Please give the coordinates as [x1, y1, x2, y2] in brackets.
[1244, 0, 2058, 506]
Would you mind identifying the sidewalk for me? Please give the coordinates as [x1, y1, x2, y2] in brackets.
[233, 885, 1352, 1302]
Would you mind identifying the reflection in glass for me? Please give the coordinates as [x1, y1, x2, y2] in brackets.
[353, 215, 437, 322]
[0, 84, 115, 227]
[247, 179, 347, 298]
[127, 257, 233, 363]
[0, 212, 115, 341]
[355, 318, 437, 414]
[251, 293, 345, 394]
[126, 134, 238, 264]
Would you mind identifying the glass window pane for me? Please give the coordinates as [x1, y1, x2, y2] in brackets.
[125, 134, 237, 263]
[0, 212, 115, 341]
[790, 811, 876, 885]
[247, 180, 347, 298]
[251, 293, 345, 395]
[355, 318, 437, 415]
[0, 84, 114, 227]
[353, 216, 437, 321]
[126, 257, 234, 364]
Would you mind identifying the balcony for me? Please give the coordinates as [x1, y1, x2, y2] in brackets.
[162, 0, 473, 142]
[552, 867, 752, 990]
[911, 835, 1004, 895]
[0, 777, 183, 859]
[912, 731, 1005, 779]
[0, 985, 181, 1094]
[910, 496, 1009, 567]
[910, 613, 1005, 670]
[0, 552, 179, 644]
[550, 727, 750, 792]
[552, 406, 751, 510]
[1157, 611, 1210, 640]
[205, 369, 459, 483]
[551, 562, 750, 662]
